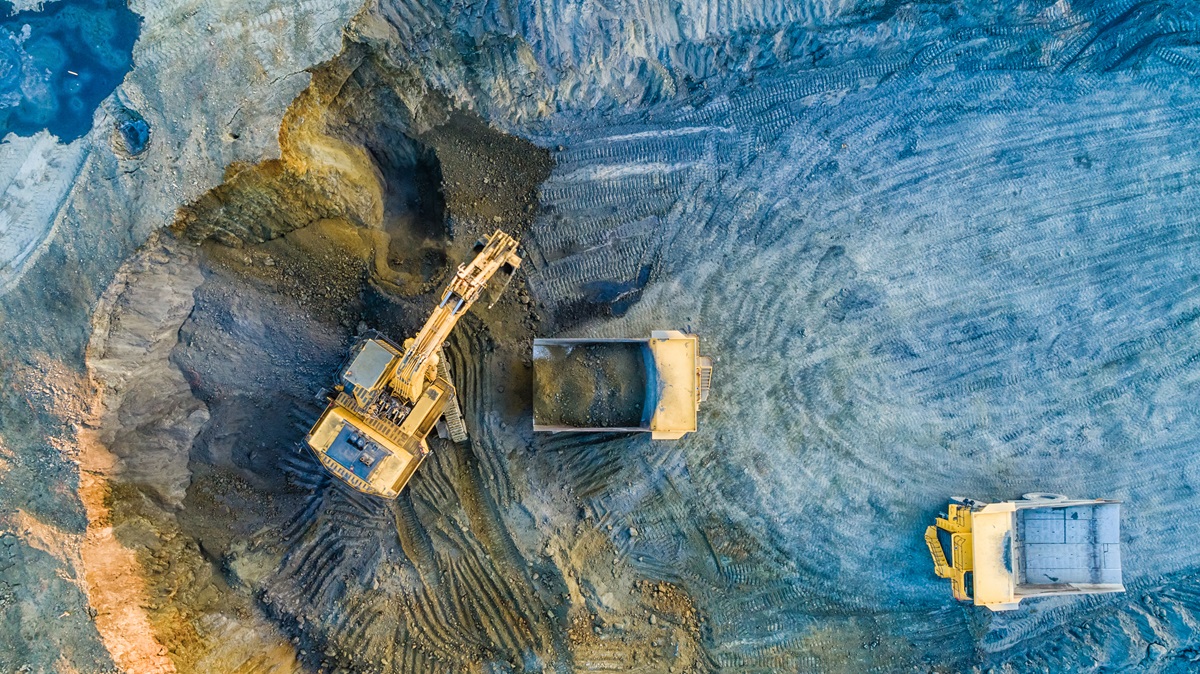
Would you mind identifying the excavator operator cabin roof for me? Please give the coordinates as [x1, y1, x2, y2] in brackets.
[343, 339, 398, 391]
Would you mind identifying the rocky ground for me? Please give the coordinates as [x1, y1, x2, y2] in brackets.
[5, 0, 1200, 673]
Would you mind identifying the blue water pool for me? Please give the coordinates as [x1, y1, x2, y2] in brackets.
[0, 0, 140, 142]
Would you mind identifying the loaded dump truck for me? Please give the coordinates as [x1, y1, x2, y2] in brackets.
[925, 494, 1124, 611]
[532, 331, 712, 439]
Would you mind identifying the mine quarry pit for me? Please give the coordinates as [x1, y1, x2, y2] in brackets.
[7, 1, 1200, 671]
[84, 48, 708, 673]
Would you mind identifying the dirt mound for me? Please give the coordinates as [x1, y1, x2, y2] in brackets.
[533, 342, 650, 428]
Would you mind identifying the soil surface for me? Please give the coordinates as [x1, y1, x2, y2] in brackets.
[6, 0, 1200, 672]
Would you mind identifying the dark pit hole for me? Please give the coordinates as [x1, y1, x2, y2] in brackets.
[373, 138, 451, 289]
[111, 108, 149, 157]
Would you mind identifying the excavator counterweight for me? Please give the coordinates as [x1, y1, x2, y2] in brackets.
[305, 230, 520, 499]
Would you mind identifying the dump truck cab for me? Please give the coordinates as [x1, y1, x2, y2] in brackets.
[532, 330, 712, 439]
[925, 494, 1124, 611]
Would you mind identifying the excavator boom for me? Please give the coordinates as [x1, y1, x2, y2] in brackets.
[304, 230, 521, 499]
[392, 231, 521, 402]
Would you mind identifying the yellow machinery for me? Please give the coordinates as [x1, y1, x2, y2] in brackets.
[532, 331, 712, 439]
[305, 230, 521, 498]
[925, 494, 1124, 611]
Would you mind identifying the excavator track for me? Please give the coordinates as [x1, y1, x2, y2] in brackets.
[438, 349, 469, 443]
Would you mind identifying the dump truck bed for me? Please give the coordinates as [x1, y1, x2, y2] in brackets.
[533, 331, 711, 439]
[532, 340, 653, 430]
[1016, 503, 1122, 589]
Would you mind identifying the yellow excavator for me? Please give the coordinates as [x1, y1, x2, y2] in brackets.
[305, 230, 522, 498]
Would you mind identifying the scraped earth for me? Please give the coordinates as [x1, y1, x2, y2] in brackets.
[7, 0, 1200, 672]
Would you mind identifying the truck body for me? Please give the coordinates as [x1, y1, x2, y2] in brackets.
[532, 331, 712, 440]
[925, 494, 1124, 611]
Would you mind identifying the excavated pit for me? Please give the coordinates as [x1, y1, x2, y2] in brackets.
[80, 43, 618, 672]
[85, 47, 727, 666]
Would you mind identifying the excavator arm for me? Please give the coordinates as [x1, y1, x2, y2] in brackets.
[391, 230, 521, 402]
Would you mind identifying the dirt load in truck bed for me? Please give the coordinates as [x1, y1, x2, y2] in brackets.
[532, 341, 652, 429]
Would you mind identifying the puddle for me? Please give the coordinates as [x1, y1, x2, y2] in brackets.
[0, 0, 140, 142]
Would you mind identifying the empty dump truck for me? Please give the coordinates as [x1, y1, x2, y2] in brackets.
[925, 494, 1124, 611]
[533, 330, 712, 440]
